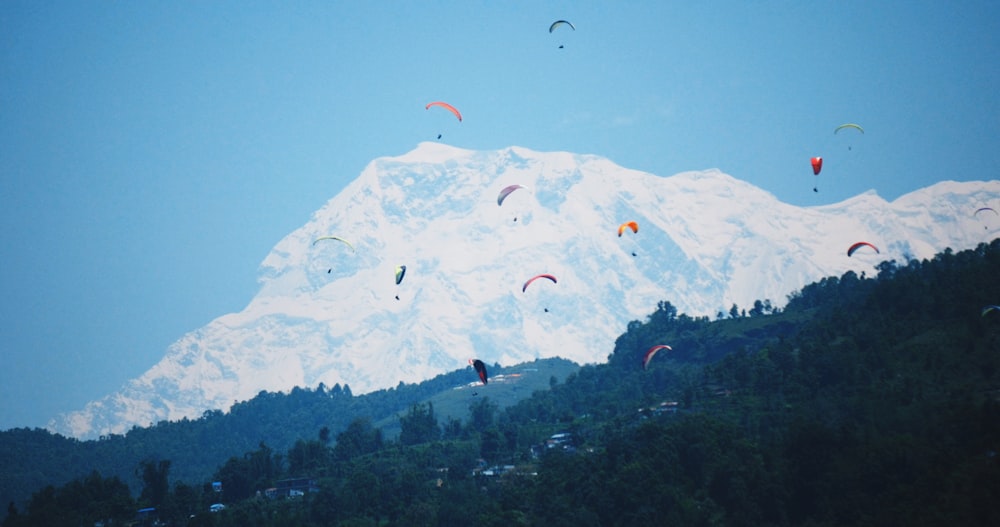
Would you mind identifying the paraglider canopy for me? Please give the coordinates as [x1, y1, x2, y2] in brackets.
[642, 345, 671, 370]
[425, 101, 462, 122]
[395, 265, 407, 285]
[834, 123, 864, 134]
[549, 20, 575, 32]
[975, 207, 998, 217]
[312, 236, 355, 251]
[497, 184, 528, 207]
[617, 221, 639, 237]
[810, 157, 823, 175]
[982, 305, 1000, 317]
[847, 241, 879, 257]
[522, 274, 557, 293]
[469, 359, 488, 384]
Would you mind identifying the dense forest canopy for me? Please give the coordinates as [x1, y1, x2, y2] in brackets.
[4, 240, 1000, 526]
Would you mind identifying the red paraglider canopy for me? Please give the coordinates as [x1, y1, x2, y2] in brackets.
[810, 157, 823, 175]
[522, 274, 557, 293]
[847, 241, 879, 257]
[642, 345, 672, 370]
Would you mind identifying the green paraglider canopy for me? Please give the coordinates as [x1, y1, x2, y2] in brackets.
[834, 123, 864, 134]
[312, 236, 354, 251]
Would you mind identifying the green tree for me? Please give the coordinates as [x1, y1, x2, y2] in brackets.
[333, 418, 383, 462]
[468, 397, 498, 434]
[287, 439, 330, 476]
[162, 481, 201, 525]
[212, 443, 280, 502]
[399, 402, 440, 445]
[10, 472, 134, 527]
[137, 459, 171, 509]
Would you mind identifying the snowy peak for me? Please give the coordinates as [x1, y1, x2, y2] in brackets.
[50, 144, 1000, 438]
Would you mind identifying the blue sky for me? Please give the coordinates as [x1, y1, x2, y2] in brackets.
[2, 1, 998, 431]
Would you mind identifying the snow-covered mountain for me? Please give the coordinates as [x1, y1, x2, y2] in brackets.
[50, 143, 1000, 438]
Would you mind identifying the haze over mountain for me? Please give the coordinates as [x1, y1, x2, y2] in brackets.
[50, 143, 999, 439]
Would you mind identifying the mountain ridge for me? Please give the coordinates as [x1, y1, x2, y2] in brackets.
[49, 143, 1000, 438]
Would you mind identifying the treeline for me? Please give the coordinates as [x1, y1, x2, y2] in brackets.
[5, 240, 1000, 526]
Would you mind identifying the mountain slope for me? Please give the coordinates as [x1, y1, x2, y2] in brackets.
[50, 143, 1000, 438]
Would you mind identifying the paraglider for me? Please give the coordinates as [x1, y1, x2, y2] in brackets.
[618, 221, 639, 256]
[313, 236, 355, 273]
[497, 184, 527, 206]
[975, 207, 998, 230]
[810, 157, 823, 192]
[425, 101, 462, 122]
[427, 102, 461, 139]
[847, 242, 879, 257]
[834, 123, 864, 151]
[394, 265, 406, 300]
[522, 274, 557, 293]
[549, 20, 574, 48]
[469, 359, 488, 385]
[982, 305, 1000, 317]
[523, 274, 557, 312]
[642, 344, 671, 370]
[498, 184, 529, 221]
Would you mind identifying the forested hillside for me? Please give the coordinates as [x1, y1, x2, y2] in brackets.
[0, 358, 580, 516]
[5, 240, 1000, 527]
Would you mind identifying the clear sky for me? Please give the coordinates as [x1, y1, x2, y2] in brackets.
[2, 1, 998, 431]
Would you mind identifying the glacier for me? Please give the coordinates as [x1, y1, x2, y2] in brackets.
[50, 143, 1000, 438]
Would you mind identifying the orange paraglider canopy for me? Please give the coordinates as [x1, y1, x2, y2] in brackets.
[617, 221, 639, 237]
